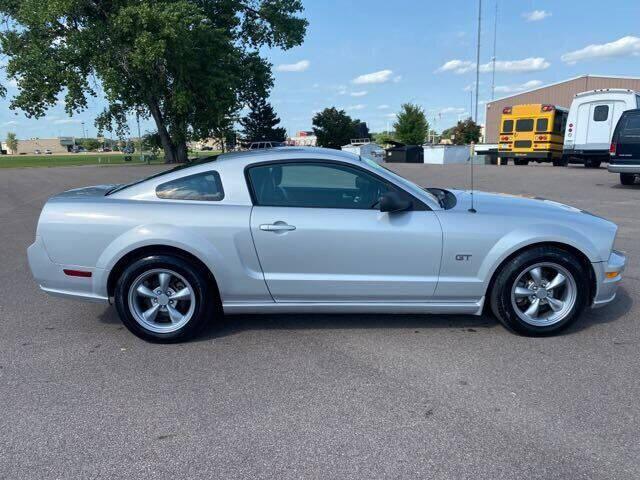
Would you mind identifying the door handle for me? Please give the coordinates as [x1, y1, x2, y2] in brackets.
[259, 223, 296, 232]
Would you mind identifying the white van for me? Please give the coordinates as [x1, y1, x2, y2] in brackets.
[564, 89, 640, 168]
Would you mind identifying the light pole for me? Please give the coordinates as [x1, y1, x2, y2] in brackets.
[474, 0, 482, 123]
[136, 112, 143, 162]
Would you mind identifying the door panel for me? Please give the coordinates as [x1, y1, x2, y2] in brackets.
[250, 206, 442, 302]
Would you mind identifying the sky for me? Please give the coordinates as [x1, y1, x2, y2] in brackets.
[1, 0, 640, 140]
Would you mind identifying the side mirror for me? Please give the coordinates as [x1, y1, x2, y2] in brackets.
[379, 191, 411, 213]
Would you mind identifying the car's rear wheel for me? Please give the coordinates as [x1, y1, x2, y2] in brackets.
[620, 173, 637, 185]
[490, 247, 589, 336]
[115, 255, 218, 342]
[584, 158, 601, 168]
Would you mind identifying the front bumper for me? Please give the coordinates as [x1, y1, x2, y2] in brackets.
[592, 250, 626, 308]
[608, 163, 640, 174]
[27, 235, 109, 303]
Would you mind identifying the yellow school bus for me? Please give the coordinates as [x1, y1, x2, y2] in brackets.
[498, 104, 568, 166]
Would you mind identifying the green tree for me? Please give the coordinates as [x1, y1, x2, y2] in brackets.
[372, 131, 396, 146]
[6, 131, 18, 154]
[451, 118, 481, 145]
[312, 107, 360, 149]
[76, 138, 101, 151]
[240, 96, 286, 143]
[393, 103, 429, 145]
[0, 1, 307, 163]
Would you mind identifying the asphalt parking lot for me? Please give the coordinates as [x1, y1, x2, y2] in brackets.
[1, 162, 639, 479]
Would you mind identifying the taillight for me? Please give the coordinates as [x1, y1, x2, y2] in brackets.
[541, 104, 555, 112]
[610, 142, 616, 155]
[503, 106, 512, 114]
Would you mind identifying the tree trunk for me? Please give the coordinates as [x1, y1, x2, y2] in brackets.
[147, 98, 179, 163]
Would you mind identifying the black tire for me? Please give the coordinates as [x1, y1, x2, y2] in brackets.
[620, 173, 636, 185]
[514, 159, 529, 166]
[584, 159, 601, 168]
[490, 247, 589, 336]
[499, 158, 510, 166]
[552, 158, 568, 167]
[114, 254, 219, 342]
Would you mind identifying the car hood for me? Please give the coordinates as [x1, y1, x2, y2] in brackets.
[450, 189, 594, 216]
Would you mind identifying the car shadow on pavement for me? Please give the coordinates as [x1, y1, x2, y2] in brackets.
[96, 286, 632, 340]
[564, 286, 633, 335]
[197, 313, 500, 341]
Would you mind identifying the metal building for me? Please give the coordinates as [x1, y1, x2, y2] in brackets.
[484, 75, 640, 143]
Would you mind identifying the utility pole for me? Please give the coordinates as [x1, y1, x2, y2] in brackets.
[474, 0, 482, 123]
[491, 1, 498, 100]
[136, 112, 143, 162]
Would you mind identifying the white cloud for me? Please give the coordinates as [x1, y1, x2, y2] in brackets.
[436, 60, 475, 74]
[384, 113, 397, 119]
[346, 104, 366, 111]
[275, 60, 310, 72]
[53, 118, 83, 125]
[377, 104, 390, 109]
[438, 57, 549, 75]
[523, 10, 551, 22]
[561, 36, 640, 64]
[494, 80, 543, 94]
[481, 57, 550, 73]
[439, 107, 466, 115]
[350, 90, 368, 97]
[393, 75, 402, 83]
[352, 69, 394, 84]
[2, 120, 19, 126]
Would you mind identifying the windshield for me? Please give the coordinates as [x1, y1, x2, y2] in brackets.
[360, 157, 440, 206]
[106, 156, 218, 195]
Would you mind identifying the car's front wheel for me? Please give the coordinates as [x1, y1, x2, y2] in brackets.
[114, 255, 218, 342]
[490, 247, 589, 336]
[620, 173, 637, 185]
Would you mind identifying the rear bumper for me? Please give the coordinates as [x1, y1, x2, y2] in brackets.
[498, 151, 558, 160]
[27, 236, 109, 303]
[608, 163, 640, 174]
[591, 250, 626, 308]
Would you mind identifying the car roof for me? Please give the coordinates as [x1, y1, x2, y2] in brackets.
[216, 146, 362, 165]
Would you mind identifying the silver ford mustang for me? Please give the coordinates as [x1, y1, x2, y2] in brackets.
[28, 147, 626, 342]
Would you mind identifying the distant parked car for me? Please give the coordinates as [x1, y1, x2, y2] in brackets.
[201, 146, 214, 151]
[564, 89, 640, 168]
[248, 141, 286, 150]
[71, 146, 86, 153]
[44, 149, 52, 155]
[608, 108, 640, 185]
[34, 149, 42, 154]
[97, 147, 112, 153]
[122, 146, 135, 154]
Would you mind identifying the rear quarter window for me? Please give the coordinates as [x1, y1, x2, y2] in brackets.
[536, 118, 549, 132]
[621, 115, 640, 142]
[156, 171, 224, 201]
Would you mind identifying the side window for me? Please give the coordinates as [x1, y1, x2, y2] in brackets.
[536, 118, 549, 132]
[621, 115, 640, 143]
[593, 105, 609, 122]
[502, 120, 513, 133]
[248, 162, 405, 209]
[156, 171, 224, 201]
[515, 119, 534, 132]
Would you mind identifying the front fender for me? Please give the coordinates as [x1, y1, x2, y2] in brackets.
[478, 223, 602, 285]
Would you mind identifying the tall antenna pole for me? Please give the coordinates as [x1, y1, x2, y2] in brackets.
[474, 0, 482, 123]
[491, 1, 498, 100]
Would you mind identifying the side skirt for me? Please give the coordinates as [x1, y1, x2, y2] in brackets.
[223, 297, 485, 316]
